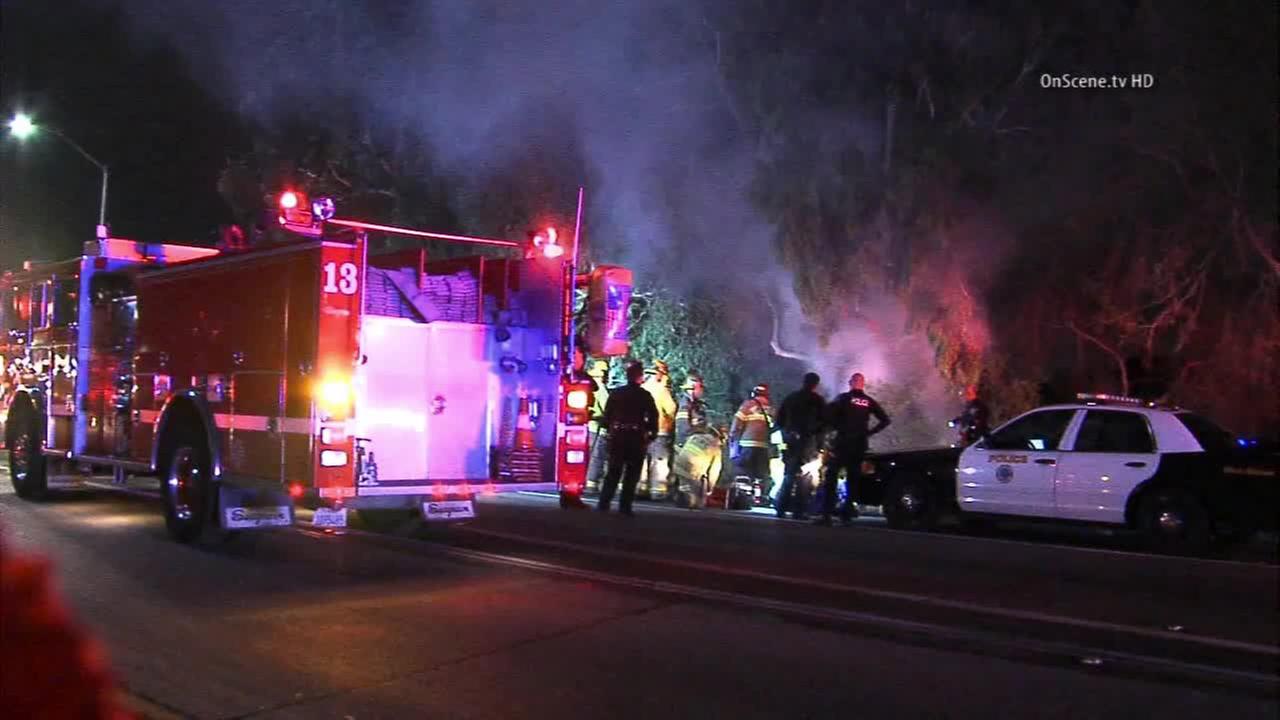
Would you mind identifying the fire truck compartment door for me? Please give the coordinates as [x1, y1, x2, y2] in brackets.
[354, 317, 431, 481]
[354, 318, 492, 483]
[422, 323, 492, 481]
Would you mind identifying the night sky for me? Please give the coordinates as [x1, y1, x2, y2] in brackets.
[1, 1, 244, 266]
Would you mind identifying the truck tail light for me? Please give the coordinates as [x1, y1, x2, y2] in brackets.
[566, 389, 589, 410]
[565, 426, 589, 448]
[566, 450, 585, 464]
[320, 450, 348, 467]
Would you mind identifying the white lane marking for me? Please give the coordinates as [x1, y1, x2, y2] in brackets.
[14, 478, 1274, 688]
[296, 527, 1276, 691]
[457, 525, 1280, 657]
[495, 493, 1277, 570]
[43, 475, 1280, 657]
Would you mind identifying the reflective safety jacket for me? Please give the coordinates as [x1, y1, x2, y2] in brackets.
[643, 377, 678, 437]
[730, 398, 774, 449]
[588, 379, 609, 435]
[675, 394, 709, 445]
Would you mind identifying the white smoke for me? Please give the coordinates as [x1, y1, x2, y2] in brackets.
[768, 272, 958, 448]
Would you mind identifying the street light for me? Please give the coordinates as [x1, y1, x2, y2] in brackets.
[8, 113, 35, 140]
[7, 112, 110, 238]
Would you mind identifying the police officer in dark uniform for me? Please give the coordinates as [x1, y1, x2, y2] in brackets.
[775, 372, 826, 520]
[950, 384, 991, 446]
[597, 360, 659, 516]
[818, 372, 890, 526]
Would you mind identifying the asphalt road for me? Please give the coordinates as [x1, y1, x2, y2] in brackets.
[1, 471, 1276, 720]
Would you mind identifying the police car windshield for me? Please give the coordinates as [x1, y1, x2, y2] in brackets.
[1174, 413, 1234, 453]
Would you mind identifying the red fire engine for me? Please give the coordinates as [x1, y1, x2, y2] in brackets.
[1, 191, 632, 542]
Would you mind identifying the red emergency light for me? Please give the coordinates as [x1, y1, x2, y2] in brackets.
[277, 190, 322, 235]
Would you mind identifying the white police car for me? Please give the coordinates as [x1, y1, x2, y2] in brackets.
[861, 394, 1278, 552]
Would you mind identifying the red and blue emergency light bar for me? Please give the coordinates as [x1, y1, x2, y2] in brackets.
[1075, 393, 1180, 410]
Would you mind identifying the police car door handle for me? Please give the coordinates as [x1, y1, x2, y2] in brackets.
[1034, 458, 1056, 466]
[1124, 461, 1147, 468]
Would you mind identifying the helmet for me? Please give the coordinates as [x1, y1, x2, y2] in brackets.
[588, 360, 608, 377]
[751, 383, 769, 398]
[652, 360, 669, 376]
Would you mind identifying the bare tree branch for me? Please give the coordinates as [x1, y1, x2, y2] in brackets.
[1067, 319, 1130, 395]
[766, 297, 813, 362]
[327, 160, 353, 189]
[1236, 208, 1280, 279]
[1164, 360, 1206, 402]
[694, 11, 752, 141]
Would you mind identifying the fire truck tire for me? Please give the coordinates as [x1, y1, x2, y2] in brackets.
[7, 410, 48, 501]
[161, 430, 217, 544]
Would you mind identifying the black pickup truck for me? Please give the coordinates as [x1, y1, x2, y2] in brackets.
[855, 397, 1278, 552]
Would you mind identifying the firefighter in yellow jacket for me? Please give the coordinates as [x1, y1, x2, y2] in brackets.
[730, 384, 775, 501]
[640, 360, 678, 499]
[585, 360, 610, 493]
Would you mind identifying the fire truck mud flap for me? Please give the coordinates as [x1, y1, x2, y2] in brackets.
[218, 484, 295, 530]
[312, 507, 349, 528]
[423, 497, 476, 522]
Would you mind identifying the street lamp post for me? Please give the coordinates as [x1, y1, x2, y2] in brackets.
[7, 113, 110, 238]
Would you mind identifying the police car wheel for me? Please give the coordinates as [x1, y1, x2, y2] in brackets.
[1137, 487, 1210, 555]
[883, 476, 936, 531]
[163, 437, 214, 544]
[7, 414, 48, 501]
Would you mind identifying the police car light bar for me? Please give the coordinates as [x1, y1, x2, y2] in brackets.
[1075, 393, 1157, 407]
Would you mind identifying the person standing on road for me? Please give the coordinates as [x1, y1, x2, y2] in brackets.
[818, 372, 890, 526]
[598, 360, 659, 516]
[729, 383, 775, 503]
[775, 372, 826, 520]
[585, 359, 611, 493]
[641, 360, 678, 500]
